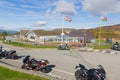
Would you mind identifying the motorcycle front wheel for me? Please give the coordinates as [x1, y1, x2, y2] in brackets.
[40, 67, 49, 73]
[75, 70, 86, 80]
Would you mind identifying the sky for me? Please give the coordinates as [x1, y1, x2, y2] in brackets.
[0, 0, 120, 31]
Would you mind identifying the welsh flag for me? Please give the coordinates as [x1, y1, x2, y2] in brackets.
[101, 16, 107, 21]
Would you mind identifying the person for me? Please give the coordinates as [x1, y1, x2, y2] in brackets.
[23, 55, 32, 70]
[30, 58, 39, 70]
[23, 55, 31, 64]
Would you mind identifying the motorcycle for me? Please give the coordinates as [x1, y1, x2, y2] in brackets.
[38, 59, 49, 73]
[6, 50, 17, 59]
[75, 64, 106, 80]
[57, 44, 70, 50]
[111, 42, 120, 51]
[22, 58, 39, 70]
[21, 58, 49, 73]
[0, 45, 17, 59]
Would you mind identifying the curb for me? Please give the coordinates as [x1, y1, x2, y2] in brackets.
[78, 48, 119, 55]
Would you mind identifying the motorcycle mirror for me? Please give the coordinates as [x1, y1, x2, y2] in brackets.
[75, 66, 79, 69]
[97, 65, 104, 70]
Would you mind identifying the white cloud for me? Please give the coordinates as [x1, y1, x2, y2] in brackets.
[81, 0, 120, 15]
[45, 8, 60, 20]
[31, 21, 47, 27]
[20, 5, 39, 9]
[37, 21, 47, 25]
[55, 0, 77, 15]
[46, 8, 52, 17]
[0, 1, 16, 7]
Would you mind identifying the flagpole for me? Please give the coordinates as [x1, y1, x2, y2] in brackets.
[99, 17, 102, 48]
[61, 15, 64, 45]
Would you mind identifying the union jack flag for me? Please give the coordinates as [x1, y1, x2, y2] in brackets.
[64, 16, 72, 22]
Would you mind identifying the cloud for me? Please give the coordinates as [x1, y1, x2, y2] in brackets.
[37, 21, 47, 25]
[20, 5, 39, 9]
[0, 26, 5, 29]
[81, 0, 120, 15]
[20, 0, 57, 10]
[55, 0, 77, 15]
[31, 21, 47, 27]
[45, 8, 60, 20]
[46, 8, 52, 17]
[0, 0, 16, 7]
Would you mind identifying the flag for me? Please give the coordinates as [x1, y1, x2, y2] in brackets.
[101, 16, 107, 21]
[64, 16, 72, 22]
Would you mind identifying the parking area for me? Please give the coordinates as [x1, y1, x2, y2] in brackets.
[0, 42, 120, 80]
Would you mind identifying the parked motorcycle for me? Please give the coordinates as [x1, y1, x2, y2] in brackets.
[22, 58, 39, 70]
[111, 42, 120, 51]
[21, 57, 49, 73]
[57, 43, 70, 50]
[0, 45, 17, 59]
[6, 50, 17, 59]
[75, 64, 106, 80]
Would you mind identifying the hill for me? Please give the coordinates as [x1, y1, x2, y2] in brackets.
[0, 29, 18, 34]
[31, 28, 75, 36]
[19, 24, 120, 40]
[89, 24, 120, 39]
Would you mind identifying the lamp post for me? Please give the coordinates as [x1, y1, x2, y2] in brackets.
[84, 27, 87, 46]
[84, 33, 86, 46]
[61, 15, 65, 45]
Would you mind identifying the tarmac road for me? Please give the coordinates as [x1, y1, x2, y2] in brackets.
[0, 42, 120, 80]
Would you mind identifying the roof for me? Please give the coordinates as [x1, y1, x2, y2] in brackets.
[20, 30, 29, 36]
[32, 29, 68, 36]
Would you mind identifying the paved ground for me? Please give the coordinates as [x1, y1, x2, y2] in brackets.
[0, 42, 120, 80]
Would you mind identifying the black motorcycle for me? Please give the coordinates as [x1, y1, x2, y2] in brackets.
[0, 45, 17, 59]
[0, 45, 8, 59]
[75, 64, 106, 80]
[111, 42, 120, 51]
[57, 44, 70, 50]
[6, 50, 17, 59]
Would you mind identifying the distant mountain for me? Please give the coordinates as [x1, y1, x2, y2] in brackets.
[94, 24, 120, 30]
[89, 24, 120, 39]
[53, 28, 76, 34]
[0, 29, 18, 34]
[31, 28, 75, 36]
[19, 24, 120, 39]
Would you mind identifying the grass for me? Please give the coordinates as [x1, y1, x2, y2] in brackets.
[0, 66, 48, 80]
[90, 44, 112, 49]
[4, 41, 57, 48]
[0, 38, 3, 40]
[0, 37, 117, 49]
[89, 39, 113, 49]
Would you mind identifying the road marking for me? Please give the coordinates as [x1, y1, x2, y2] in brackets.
[52, 68, 74, 76]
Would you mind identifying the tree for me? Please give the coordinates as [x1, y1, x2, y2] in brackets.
[2, 32, 8, 42]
